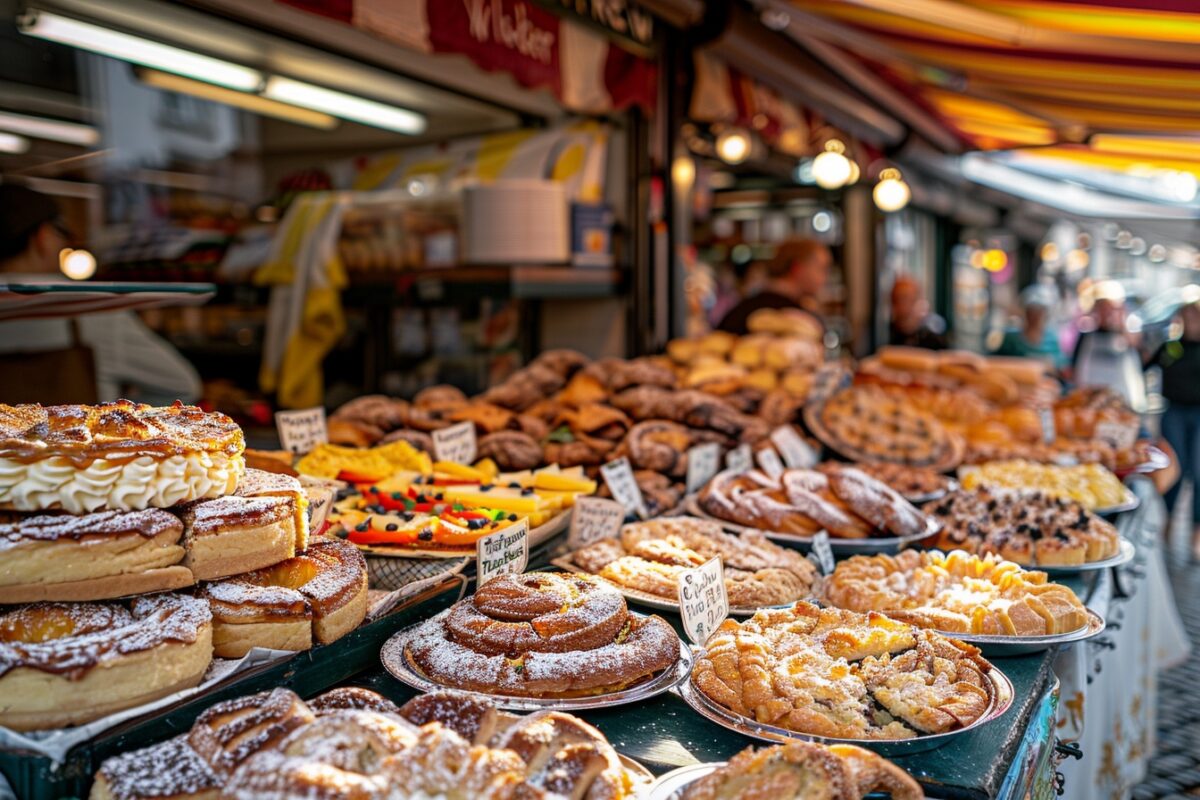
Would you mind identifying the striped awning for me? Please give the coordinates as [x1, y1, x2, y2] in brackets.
[775, 0, 1200, 153]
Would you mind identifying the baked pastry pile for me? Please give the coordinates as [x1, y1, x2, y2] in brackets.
[924, 487, 1121, 566]
[823, 550, 1089, 636]
[692, 601, 995, 740]
[960, 460, 1131, 511]
[91, 687, 643, 800]
[812, 385, 961, 469]
[568, 516, 818, 609]
[681, 740, 923, 800]
[403, 573, 680, 697]
[840, 461, 953, 501]
[697, 465, 932, 539]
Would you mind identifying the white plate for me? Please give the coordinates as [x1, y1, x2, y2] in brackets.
[941, 608, 1106, 656]
[380, 611, 693, 711]
[675, 656, 1014, 757]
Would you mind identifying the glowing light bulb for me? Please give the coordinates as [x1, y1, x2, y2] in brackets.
[715, 128, 750, 165]
[812, 140, 851, 189]
[872, 168, 911, 212]
[671, 156, 696, 189]
[59, 248, 96, 280]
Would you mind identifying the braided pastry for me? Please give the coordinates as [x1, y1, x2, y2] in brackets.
[405, 573, 680, 697]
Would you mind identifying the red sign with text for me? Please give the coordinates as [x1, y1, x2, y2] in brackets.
[427, 0, 562, 95]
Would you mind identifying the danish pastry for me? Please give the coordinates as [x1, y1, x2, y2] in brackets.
[0, 401, 244, 514]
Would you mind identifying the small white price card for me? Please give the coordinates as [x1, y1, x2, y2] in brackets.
[686, 442, 722, 494]
[433, 421, 478, 464]
[567, 496, 626, 549]
[1039, 408, 1056, 444]
[756, 447, 785, 480]
[678, 557, 729, 645]
[725, 444, 753, 475]
[476, 518, 529, 586]
[296, 475, 342, 533]
[771, 425, 818, 469]
[808, 530, 836, 575]
[275, 407, 327, 454]
[601, 456, 648, 518]
[1095, 421, 1137, 449]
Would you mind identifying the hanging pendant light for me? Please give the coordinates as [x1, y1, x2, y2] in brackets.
[812, 140, 852, 189]
[715, 128, 751, 165]
[873, 167, 911, 212]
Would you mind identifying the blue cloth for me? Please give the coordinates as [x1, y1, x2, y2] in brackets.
[993, 327, 1066, 369]
[1162, 403, 1200, 524]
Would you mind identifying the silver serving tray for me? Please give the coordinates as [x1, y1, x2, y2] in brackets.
[1094, 493, 1140, 518]
[1035, 537, 1136, 575]
[549, 555, 816, 618]
[380, 610, 694, 711]
[644, 763, 719, 800]
[943, 608, 1106, 656]
[683, 495, 939, 556]
[956, 467, 1140, 519]
[674, 656, 1014, 757]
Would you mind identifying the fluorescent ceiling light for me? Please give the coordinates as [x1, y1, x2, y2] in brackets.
[0, 111, 98, 146]
[263, 77, 425, 135]
[0, 133, 30, 154]
[19, 10, 262, 92]
[138, 70, 337, 130]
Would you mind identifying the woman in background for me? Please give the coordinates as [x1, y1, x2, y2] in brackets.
[994, 284, 1066, 369]
[1153, 299, 1200, 560]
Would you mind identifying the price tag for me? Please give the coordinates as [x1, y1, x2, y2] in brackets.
[567, 496, 626, 549]
[1095, 421, 1137, 449]
[476, 518, 529, 586]
[808, 531, 836, 575]
[433, 421, 477, 464]
[275, 407, 327, 454]
[678, 557, 728, 645]
[600, 457, 648, 519]
[296, 475, 342, 534]
[725, 444, 753, 475]
[1039, 408, 1056, 444]
[686, 442, 722, 494]
[756, 447, 785, 480]
[770, 426, 818, 469]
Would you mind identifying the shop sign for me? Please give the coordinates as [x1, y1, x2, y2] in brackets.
[428, 0, 562, 94]
[477, 518, 529, 585]
[533, 0, 655, 55]
[275, 407, 328, 454]
[568, 495, 625, 548]
[678, 557, 728, 645]
[433, 421, 478, 464]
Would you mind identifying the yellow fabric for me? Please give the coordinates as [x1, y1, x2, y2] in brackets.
[274, 285, 344, 409]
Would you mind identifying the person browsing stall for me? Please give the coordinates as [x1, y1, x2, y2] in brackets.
[716, 237, 829, 335]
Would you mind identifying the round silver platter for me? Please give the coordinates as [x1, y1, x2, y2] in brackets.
[1094, 493, 1140, 518]
[673, 659, 1015, 757]
[380, 610, 694, 711]
[683, 495, 939, 556]
[1034, 537, 1136, 575]
[944, 607, 1106, 657]
[549, 556, 814, 618]
[644, 763, 720, 800]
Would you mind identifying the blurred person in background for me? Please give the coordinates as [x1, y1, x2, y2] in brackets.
[716, 237, 829, 335]
[1151, 299, 1200, 559]
[1070, 281, 1146, 409]
[888, 274, 947, 349]
[0, 184, 201, 405]
[993, 284, 1066, 369]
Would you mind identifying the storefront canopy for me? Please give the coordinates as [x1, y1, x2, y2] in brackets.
[764, 0, 1200, 154]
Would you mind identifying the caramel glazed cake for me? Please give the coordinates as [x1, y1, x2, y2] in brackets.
[0, 402, 313, 603]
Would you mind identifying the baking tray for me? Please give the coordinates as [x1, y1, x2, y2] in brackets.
[380, 610, 694, 711]
[674, 658, 1015, 757]
[933, 608, 1105, 657]
[549, 554, 814, 617]
[644, 762, 940, 800]
[1033, 537, 1136, 575]
[683, 495, 939, 555]
[350, 509, 569, 558]
[0, 576, 464, 800]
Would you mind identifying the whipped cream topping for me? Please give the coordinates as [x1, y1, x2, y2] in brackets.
[0, 451, 244, 513]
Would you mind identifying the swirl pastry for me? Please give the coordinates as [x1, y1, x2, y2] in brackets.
[569, 517, 818, 609]
[405, 573, 680, 697]
[824, 550, 1088, 636]
[620, 420, 692, 476]
[331, 395, 409, 432]
[692, 602, 994, 740]
[0, 401, 244, 514]
[202, 538, 368, 657]
[476, 431, 543, 472]
[0, 593, 212, 731]
[682, 741, 923, 800]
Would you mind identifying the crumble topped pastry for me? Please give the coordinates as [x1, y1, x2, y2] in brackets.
[815, 385, 959, 469]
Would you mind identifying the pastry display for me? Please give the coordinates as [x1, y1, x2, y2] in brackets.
[1054, 386, 1139, 443]
[402, 573, 680, 697]
[832, 461, 953, 501]
[0, 401, 245, 514]
[923, 487, 1121, 566]
[823, 550, 1089, 636]
[691, 601, 996, 740]
[91, 687, 645, 800]
[681, 740, 923, 800]
[960, 460, 1132, 511]
[697, 465, 932, 540]
[566, 516, 818, 609]
[0, 593, 212, 731]
[811, 385, 961, 469]
[202, 537, 368, 657]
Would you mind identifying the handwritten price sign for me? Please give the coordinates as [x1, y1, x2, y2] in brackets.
[678, 557, 728, 645]
[476, 518, 529, 586]
[600, 457, 648, 519]
[567, 496, 626, 549]
[275, 407, 327, 454]
[433, 421, 478, 464]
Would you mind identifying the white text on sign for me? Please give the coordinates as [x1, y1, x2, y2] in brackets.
[678, 557, 728, 645]
[433, 421, 478, 464]
[725, 444, 753, 475]
[809, 530, 836, 575]
[756, 447, 785, 480]
[686, 442, 722, 494]
[600, 457, 648, 518]
[568, 496, 626, 549]
[771, 426, 818, 469]
[1095, 421, 1137, 450]
[275, 407, 328, 454]
[476, 518, 529, 586]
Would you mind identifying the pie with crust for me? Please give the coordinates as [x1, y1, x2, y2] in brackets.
[813, 385, 960, 469]
[692, 601, 994, 740]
